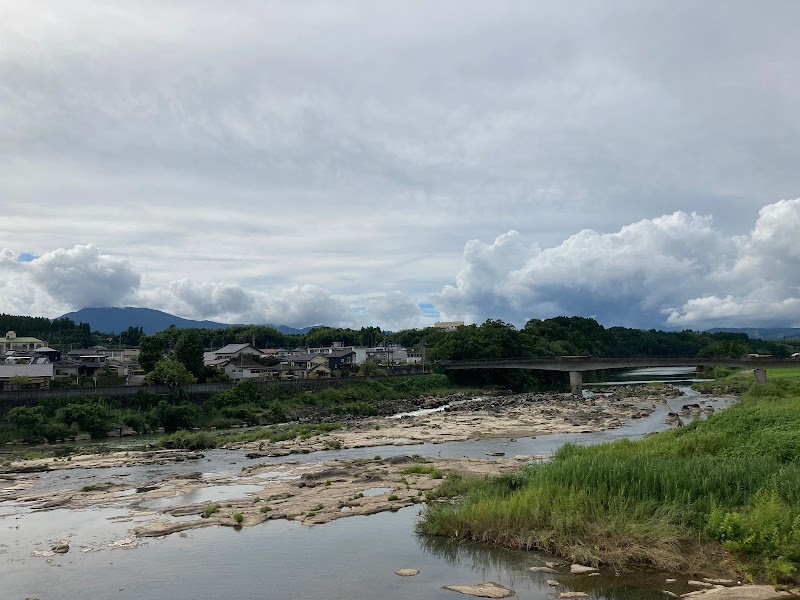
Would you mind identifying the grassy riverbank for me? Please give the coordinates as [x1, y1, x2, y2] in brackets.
[0, 374, 469, 447]
[419, 379, 800, 581]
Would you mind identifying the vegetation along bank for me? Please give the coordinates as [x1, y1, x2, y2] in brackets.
[419, 378, 800, 583]
[0, 375, 467, 447]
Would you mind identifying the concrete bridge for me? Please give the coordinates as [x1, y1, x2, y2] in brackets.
[440, 356, 799, 393]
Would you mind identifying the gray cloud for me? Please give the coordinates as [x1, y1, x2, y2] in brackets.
[1, 2, 799, 330]
[27, 244, 141, 308]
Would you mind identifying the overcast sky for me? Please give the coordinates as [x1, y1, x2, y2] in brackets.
[2, 1, 799, 331]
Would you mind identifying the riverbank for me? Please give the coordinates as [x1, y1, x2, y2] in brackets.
[0, 384, 686, 547]
[418, 379, 800, 584]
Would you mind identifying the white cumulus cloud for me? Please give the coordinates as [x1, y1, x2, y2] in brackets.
[434, 199, 800, 329]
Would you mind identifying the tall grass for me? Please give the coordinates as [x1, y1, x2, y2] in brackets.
[158, 422, 342, 450]
[419, 380, 800, 580]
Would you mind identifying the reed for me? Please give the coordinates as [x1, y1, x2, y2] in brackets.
[419, 380, 800, 580]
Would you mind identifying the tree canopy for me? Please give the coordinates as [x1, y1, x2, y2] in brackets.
[143, 358, 196, 393]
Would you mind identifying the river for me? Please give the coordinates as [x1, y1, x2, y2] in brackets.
[1, 368, 731, 599]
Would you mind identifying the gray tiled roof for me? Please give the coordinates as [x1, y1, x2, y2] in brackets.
[0, 364, 54, 378]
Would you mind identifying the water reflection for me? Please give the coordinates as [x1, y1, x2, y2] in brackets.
[418, 533, 684, 600]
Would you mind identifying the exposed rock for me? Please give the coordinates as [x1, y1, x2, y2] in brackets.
[681, 585, 792, 599]
[108, 538, 138, 549]
[395, 569, 420, 576]
[442, 582, 515, 598]
[663, 591, 679, 598]
[51, 541, 69, 554]
[702, 578, 735, 585]
[529, 566, 558, 573]
[547, 580, 560, 586]
[688, 581, 715, 588]
[555, 593, 589, 599]
[570, 564, 598, 574]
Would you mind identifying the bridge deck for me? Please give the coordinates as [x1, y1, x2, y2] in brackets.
[441, 357, 799, 372]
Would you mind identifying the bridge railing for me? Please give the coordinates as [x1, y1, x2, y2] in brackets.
[439, 356, 800, 366]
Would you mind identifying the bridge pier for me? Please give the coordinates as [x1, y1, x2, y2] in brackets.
[754, 368, 767, 384]
[569, 371, 583, 394]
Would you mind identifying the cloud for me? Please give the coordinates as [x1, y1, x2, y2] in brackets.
[354, 291, 431, 331]
[26, 244, 141, 308]
[434, 198, 800, 329]
[139, 280, 357, 328]
[664, 198, 800, 327]
[2, 198, 800, 331]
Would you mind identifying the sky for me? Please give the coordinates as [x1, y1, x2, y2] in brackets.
[2, 1, 800, 331]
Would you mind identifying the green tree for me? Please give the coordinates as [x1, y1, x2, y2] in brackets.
[8, 375, 32, 390]
[56, 402, 113, 438]
[359, 359, 384, 376]
[138, 334, 165, 373]
[120, 325, 144, 346]
[144, 358, 197, 394]
[4, 406, 46, 431]
[173, 329, 205, 380]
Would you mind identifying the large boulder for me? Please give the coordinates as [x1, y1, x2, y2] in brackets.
[442, 582, 515, 598]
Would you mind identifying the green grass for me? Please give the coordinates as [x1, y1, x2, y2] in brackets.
[418, 379, 800, 581]
[768, 367, 800, 380]
[156, 422, 343, 450]
[401, 465, 444, 479]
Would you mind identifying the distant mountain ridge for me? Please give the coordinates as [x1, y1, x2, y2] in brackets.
[705, 327, 800, 340]
[60, 307, 314, 336]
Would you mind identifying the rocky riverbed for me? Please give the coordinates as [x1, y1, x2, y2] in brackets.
[0, 384, 686, 555]
[233, 384, 683, 457]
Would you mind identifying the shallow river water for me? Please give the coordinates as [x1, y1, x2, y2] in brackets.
[1, 369, 731, 600]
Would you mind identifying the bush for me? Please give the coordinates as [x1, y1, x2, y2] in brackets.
[153, 401, 199, 433]
[56, 402, 113, 438]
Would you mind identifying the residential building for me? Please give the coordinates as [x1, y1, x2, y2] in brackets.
[225, 360, 277, 381]
[203, 344, 263, 366]
[0, 363, 54, 391]
[433, 321, 464, 332]
[0, 331, 47, 354]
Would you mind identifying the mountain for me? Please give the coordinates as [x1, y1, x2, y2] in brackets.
[60, 307, 314, 336]
[705, 327, 800, 340]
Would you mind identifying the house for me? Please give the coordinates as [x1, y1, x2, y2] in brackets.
[323, 350, 356, 370]
[224, 360, 278, 382]
[203, 344, 263, 366]
[61, 349, 108, 377]
[284, 353, 328, 371]
[433, 321, 464, 332]
[366, 345, 407, 365]
[33, 347, 62, 362]
[307, 363, 333, 378]
[89, 346, 140, 363]
[0, 363, 54, 391]
[0, 331, 47, 353]
[263, 363, 306, 380]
